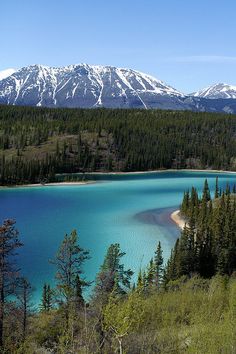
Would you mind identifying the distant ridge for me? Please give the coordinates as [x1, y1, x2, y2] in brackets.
[192, 83, 236, 99]
[0, 63, 236, 113]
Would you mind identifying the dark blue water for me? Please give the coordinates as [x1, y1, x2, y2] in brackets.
[0, 171, 235, 303]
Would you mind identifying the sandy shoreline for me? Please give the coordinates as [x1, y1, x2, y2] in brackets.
[0, 181, 95, 189]
[63, 168, 236, 176]
[1, 168, 236, 189]
[170, 210, 187, 230]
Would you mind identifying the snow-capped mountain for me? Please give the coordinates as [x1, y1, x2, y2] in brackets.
[0, 68, 16, 81]
[192, 83, 236, 99]
[0, 64, 236, 113]
[0, 64, 187, 109]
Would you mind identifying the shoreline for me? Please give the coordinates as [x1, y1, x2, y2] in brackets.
[60, 168, 236, 176]
[0, 181, 95, 189]
[170, 210, 187, 230]
[1, 168, 236, 189]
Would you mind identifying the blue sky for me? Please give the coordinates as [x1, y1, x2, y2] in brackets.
[1, 0, 236, 93]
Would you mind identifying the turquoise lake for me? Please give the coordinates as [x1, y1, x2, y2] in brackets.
[0, 171, 236, 303]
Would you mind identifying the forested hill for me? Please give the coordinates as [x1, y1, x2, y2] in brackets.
[1, 105, 236, 185]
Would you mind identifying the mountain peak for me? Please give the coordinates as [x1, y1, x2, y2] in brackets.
[1, 63, 236, 113]
[192, 83, 236, 99]
[0, 63, 186, 109]
[0, 68, 16, 81]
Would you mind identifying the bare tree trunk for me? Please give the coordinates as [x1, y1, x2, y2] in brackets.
[118, 338, 123, 354]
[97, 316, 105, 354]
[84, 303, 88, 354]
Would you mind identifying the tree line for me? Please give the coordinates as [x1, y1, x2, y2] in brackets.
[165, 178, 236, 283]
[1, 105, 236, 185]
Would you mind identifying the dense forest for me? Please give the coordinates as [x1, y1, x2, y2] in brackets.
[165, 178, 236, 281]
[1, 180, 236, 353]
[1, 105, 236, 184]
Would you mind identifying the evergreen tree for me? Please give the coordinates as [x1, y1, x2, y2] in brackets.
[16, 277, 34, 342]
[178, 224, 195, 277]
[92, 243, 133, 352]
[215, 176, 219, 199]
[93, 243, 133, 303]
[202, 179, 211, 203]
[171, 180, 236, 280]
[40, 284, 53, 312]
[225, 183, 231, 196]
[181, 190, 190, 215]
[154, 242, 164, 289]
[50, 230, 90, 307]
[146, 259, 156, 290]
[74, 275, 84, 309]
[0, 220, 23, 348]
[2, 105, 236, 185]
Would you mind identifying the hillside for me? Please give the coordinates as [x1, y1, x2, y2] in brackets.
[1, 105, 236, 185]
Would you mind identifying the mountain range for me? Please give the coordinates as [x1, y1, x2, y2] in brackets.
[0, 64, 236, 113]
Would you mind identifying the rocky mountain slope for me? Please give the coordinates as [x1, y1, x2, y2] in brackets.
[0, 64, 187, 109]
[192, 83, 236, 100]
[0, 64, 236, 113]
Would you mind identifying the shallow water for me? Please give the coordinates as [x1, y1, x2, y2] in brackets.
[0, 171, 235, 303]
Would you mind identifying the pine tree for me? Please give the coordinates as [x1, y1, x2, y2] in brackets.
[92, 244, 133, 353]
[189, 187, 199, 221]
[146, 258, 155, 289]
[172, 180, 236, 279]
[154, 242, 164, 289]
[40, 284, 53, 312]
[214, 176, 219, 199]
[181, 190, 190, 215]
[178, 224, 195, 277]
[233, 184, 236, 194]
[163, 239, 180, 284]
[74, 275, 84, 309]
[0, 220, 23, 348]
[16, 277, 33, 341]
[93, 243, 133, 304]
[202, 179, 210, 201]
[50, 230, 90, 306]
[225, 183, 231, 196]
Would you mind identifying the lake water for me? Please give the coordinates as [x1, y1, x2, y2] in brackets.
[0, 171, 236, 303]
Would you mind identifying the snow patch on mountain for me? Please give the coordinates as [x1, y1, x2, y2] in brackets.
[0, 68, 16, 81]
[1, 64, 236, 113]
[192, 83, 236, 99]
[0, 63, 186, 109]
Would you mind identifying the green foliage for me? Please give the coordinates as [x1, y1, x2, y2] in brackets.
[1, 219, 236, 353]
[166, 179, 236, 283]
[103, 292, 145, 353]
[0, 219, 24, 350]
[50, 229, 90, 306]
[154, 241, 164, 288]
[40, 284, 53, 312]
[101, 275, 236, 354]
[93, 243, 133, 304]
[1, 105, 236, 185]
